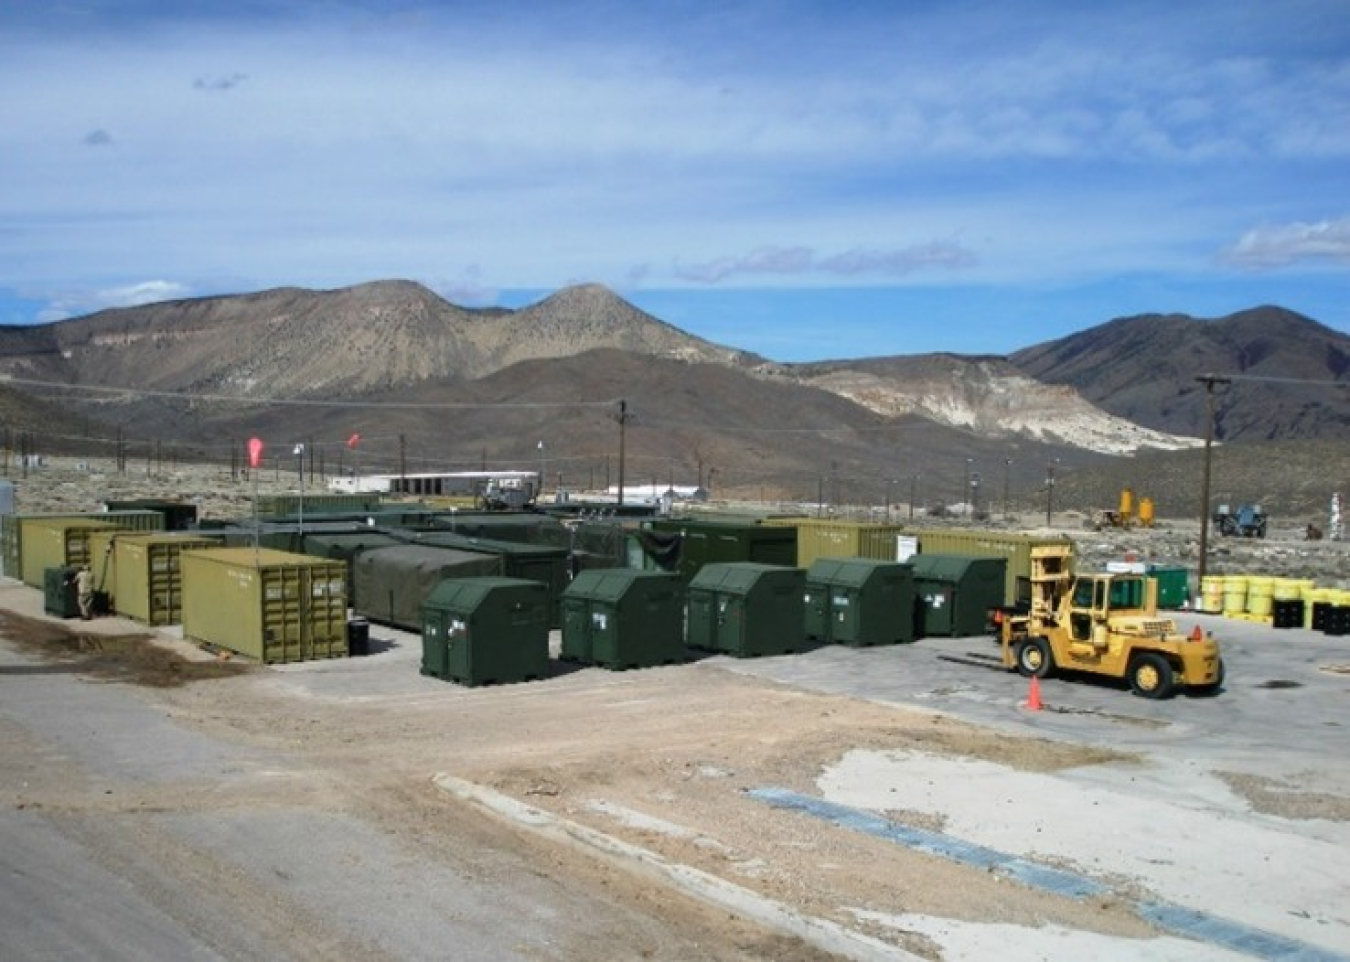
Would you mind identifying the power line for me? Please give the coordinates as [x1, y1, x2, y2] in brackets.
[0, 375, 620, 410]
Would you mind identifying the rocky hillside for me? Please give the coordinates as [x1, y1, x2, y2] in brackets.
[1010, 306, 1350, 441]
[0, 281, 756, 401]
[781, 355, 1200, 455]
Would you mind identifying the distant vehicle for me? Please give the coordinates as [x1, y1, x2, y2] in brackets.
[1214, 503, 1267, 538]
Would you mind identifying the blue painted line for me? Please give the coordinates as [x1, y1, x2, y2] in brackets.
[748, 787, 1350, 962]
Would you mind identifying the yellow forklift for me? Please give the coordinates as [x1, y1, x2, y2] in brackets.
[998, 546, 1224, 699]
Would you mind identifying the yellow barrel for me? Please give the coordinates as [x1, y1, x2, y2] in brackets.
[1222, 575, 1248, 617]
[1200, 576, 1226, 614]
[1246, 577, 1274, 617]
[1272, 578, 1302, 602]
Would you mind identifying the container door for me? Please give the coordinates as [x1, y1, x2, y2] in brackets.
[716, 593, 743, 654]
[832, 588, 858, 644]
[804, 584, 830, 642]
[261, 566, 304, 664]
[560, 597, 593, 662]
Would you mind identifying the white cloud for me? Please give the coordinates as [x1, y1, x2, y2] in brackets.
[676, 244, 978, 284]
[1222, 216, 1350, 270]
[37, 281, 193, 322]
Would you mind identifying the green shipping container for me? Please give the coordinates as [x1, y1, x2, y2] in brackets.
[911, 554, 1007, 638]
[560, 569, 686, 669]
[110, 532, 222, 625]
[420, 577, 550, 686]
[256, 492, 382, 517]
[1148, 565, 1191, 610]
[180, 547, 348, 664]
[805, 557, 916, 646]
[407, 533, 571, 628]
[647, 518, 798, 581]
[353, 545, 503, 630]
[686, 562, 807, 657]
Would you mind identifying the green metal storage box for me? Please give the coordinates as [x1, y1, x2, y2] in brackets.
[901, 529, 1073, 607]
[805, 558, 916, 646]
[911, 554, 1007, 638]
[353, 545, 501, 630]
[43, 566, 79, 618]
[686, 562, 807, 657]
[1147, 565, 1191, 610]
[108, 532, 222, 625]
[180, 547, 348, 664]
[560, 569, 686, 668]
[421, 577, 550, 686]
[647, 518, 798, 582]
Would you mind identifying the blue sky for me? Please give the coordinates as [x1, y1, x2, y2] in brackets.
[2, 0, 1349, 361]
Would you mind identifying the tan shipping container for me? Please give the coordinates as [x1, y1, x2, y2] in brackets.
[180, 547, 348, 664]
[4, 509, 166, 583]
[762, 518, 915, 568]
[19, 518, 119, 588]
[100, 532, 222, 625]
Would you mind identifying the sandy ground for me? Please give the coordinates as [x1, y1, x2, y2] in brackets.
[5, 591, 1349, 961]
[5, 458, 1350, 960]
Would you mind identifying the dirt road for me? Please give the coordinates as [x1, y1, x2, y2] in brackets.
[5, 583, 1350, 961]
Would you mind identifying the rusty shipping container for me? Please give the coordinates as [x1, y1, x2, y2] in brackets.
[180, 547, 348, 664]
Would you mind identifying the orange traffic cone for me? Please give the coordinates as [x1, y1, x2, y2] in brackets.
[1190, 625, 1204, 642]
[1026, 674, 1043, 711]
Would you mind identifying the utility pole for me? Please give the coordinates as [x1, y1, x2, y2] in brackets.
[1196, 375, 1231, 588]
[1003, 459, 1012, 519]
[1044, 460, 1057, 526]
[615, 400, 631, 507]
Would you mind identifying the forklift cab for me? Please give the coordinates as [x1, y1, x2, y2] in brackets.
[1069, 575, 1147, 644]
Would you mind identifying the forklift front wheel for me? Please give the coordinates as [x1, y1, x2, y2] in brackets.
[1130, 653, 1176, 699]
[1016, 638, 1055, 678]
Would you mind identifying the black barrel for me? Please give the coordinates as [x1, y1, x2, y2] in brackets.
[1312, 601, 1333, 632]
[1272, 599, 1304, 630]
[347, 617, 371, 656]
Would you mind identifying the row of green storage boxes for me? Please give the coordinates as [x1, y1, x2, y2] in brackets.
[646, 515, 1070, 608]
[420, 555, 1010, 687]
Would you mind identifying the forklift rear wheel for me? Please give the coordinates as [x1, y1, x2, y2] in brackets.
[1130, 653, 1176, 699]
[1016, 638, 1055, 678]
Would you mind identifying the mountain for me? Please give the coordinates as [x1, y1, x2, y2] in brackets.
[1009, 306, 1350, 441]
[0, 282, 1342, 513]
[0, 281, 754, 403]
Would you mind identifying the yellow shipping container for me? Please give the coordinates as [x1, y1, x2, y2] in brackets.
[181, 547, 348, 664]
[762, 518, 915, 568]
[109, 532, 223, 625]
[18, 518, 119, 589]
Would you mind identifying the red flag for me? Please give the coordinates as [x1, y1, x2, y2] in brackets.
[248, 437, 264, 469]
[347, 433, 361, 449]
